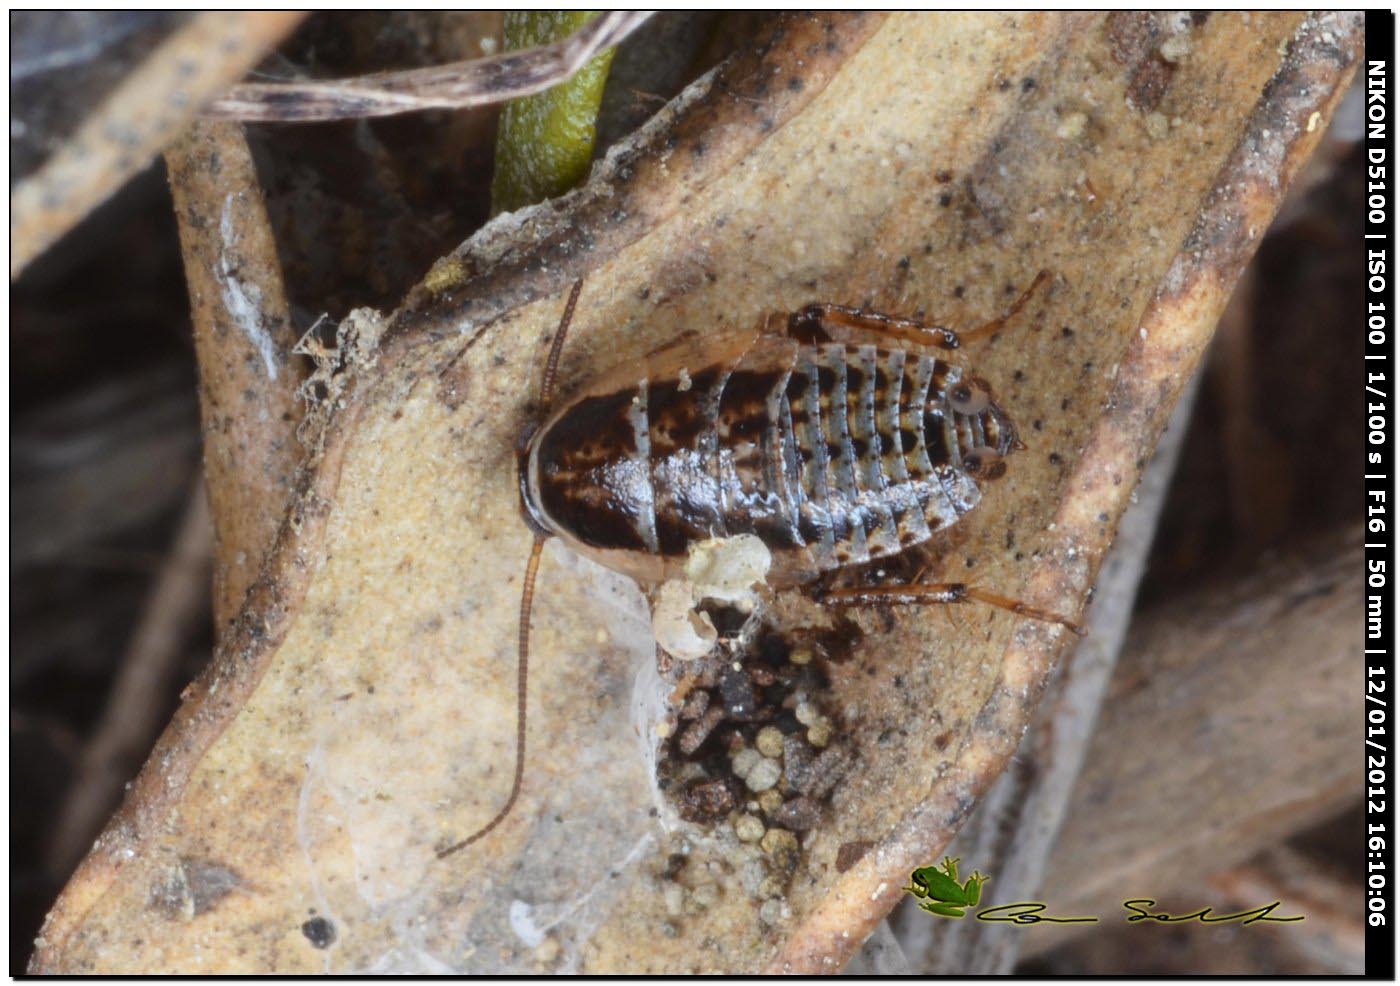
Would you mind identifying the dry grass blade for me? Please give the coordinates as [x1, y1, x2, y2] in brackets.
[10, 11, 306, 279]
[205, 11, 652, 122]
[31, 12, 1360, 974]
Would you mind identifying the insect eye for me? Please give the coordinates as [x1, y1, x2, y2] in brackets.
[962, 446, 1005, 479]
[948, 381, 990, 415]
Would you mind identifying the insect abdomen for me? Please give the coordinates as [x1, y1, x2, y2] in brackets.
[529, 340, 980, 582]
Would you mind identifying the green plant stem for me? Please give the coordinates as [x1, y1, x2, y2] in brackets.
[491, 11, 618, 214]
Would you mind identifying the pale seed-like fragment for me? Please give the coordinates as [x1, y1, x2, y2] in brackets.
[744, 757, 782, 792]
[761, 827, 798, 855]
[733, 814, 765, 843]
[755, 726, 785, 758]
[757, 789, 784, 815]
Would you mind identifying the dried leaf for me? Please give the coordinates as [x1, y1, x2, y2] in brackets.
[32, 11, 1360, 974]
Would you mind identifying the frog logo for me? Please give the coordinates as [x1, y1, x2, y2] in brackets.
[903, 856, 989, 918]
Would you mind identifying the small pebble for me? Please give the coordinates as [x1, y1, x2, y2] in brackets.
[782, 734, 816, 793]
[806, 747, 851, 800]
[772, 796, 821, 831]
[745, 757, 782, 792]
[807, 720, 833, 748]
[835, 841, 873, 873]
[759, 900, 783, 925]
[734, 814, 765, 843]
[731, 746, 761, 779]
[755, 726, 785, 758]
[761, 827, 799, 855]
[761, 827, 801, 873]
[679, 689, 710, 720]
[795, 701, 819, 727]
[789, 646, 813, 665]
[720, 666, 760, 719]
[757, 789, 784, 815]
[678, 777, 737, 822]
[678, 704, 725, 755]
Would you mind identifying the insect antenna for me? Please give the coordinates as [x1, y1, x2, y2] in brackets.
[539, 278, 583, 409]
[437, 535, 543, 858]
[437, 280, 583, 860]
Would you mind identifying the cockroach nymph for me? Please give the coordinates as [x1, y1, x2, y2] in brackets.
[436, 273, 1083, 858]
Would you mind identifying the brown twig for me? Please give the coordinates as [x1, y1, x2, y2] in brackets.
[11, 11, 306, 279]
[205, 11, 652, 122]
[165, 121, 306, 634]
[45, 479, 213, 879]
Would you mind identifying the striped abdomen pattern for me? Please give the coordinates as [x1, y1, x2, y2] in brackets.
[530, 340, 990, 575]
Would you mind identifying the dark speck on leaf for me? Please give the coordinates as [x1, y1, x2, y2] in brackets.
[836, 840, 874, 873]
[302, 916, 336, 949]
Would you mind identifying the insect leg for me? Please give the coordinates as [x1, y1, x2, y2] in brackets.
[819, 580, 1084, 636]
[783, 270, 1052, 350]
[785, 304, 961, 349]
